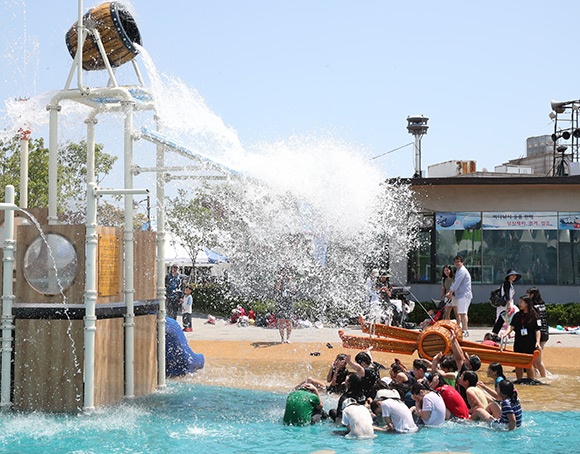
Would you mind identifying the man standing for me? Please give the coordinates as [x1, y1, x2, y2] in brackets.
[165, 263, 183, 320]
[446, 255, 472, 337]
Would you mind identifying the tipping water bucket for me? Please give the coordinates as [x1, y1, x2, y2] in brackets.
[65, 1, 142, 71]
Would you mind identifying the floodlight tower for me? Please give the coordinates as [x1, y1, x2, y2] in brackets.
[550, 99, 580, 176]
[407, 115, 429, 178]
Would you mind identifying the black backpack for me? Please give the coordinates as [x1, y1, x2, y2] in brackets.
[489, 287, 506, 308]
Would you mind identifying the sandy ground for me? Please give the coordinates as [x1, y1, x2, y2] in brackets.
[182, 313, 580, 411]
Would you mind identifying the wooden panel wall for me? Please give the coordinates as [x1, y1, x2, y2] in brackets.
[94, 317, 124, 407]
[134, 314, 158, 396]
[13, 319, 84, 412]
[96, 226, 123, 304]
[134, 231, 157, 301]
[15, 225, 86, 304]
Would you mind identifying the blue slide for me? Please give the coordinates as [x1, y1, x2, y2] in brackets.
[165, 317, 205, 377]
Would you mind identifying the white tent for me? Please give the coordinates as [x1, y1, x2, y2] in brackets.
[163, 236, 228, 267]
[164, 237, 193, 267]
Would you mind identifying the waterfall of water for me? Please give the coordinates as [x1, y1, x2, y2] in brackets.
[136, 47, 420, 321]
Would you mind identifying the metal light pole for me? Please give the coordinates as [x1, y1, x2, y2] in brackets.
[407, 115, 429, 178]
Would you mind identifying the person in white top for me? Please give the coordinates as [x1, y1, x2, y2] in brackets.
[411, 382, 446, 427]
[340, 398, 375, 439]
[445, 255, 473, 337]
[371, 389, 418, 433]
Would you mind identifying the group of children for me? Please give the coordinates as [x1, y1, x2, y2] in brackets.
[283, 343, 523, 437]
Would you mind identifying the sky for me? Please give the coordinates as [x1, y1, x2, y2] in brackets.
[1, 0, 580, 180]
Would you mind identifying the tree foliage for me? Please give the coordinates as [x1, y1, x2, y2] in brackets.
[166, 187, 225, 261]
[0, 135, 117, 219]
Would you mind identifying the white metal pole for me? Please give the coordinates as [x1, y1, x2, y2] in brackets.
[47, 104, 61, 225]
[123, 101, 136, 399]
[19, 131, 29, 209]
[155, 116, 167, 389]
[77, 0, 84, 91]
[414, 135, 421, 178]
[1, 186, 16, 410]
[83, 182, 98, 412]
[85, 114, 98, 184]
[83, 109, 98, 412]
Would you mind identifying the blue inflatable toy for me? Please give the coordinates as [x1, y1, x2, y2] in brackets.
[165, 317, 205, 377]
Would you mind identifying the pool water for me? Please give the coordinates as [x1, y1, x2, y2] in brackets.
[1, 382, 578, 453]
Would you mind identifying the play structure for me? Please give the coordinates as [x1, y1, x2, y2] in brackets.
[338, 317, 539, 369]
[0, 1, 207, 413]
[165, 317, 205, 377]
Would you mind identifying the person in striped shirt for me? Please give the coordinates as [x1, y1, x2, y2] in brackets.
[471, 379, 522, 430]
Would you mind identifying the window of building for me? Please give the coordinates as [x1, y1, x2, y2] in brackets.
[410, 211, 580, 286]
[409, 230, 433, 283]
[558, 213, 580, 285]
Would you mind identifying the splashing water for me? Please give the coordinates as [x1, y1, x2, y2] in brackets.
[134, 45, 421, 322]
[137, 44, 245, 161]
[0, 32, 420, 323]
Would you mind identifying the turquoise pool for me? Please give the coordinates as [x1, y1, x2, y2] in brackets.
[1, 382, 578, 453]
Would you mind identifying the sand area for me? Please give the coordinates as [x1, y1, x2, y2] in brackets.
[183, 313, 580, 411]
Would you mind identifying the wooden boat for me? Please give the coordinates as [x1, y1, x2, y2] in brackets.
[342, 317, 538, 369]
[338, 330, 417, 355]
[359, 316, 421, 342]
[360, 317, 499, 351]
[461, 346, 540, 369]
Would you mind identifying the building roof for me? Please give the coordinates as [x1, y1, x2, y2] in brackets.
[391, 174, 580, 187]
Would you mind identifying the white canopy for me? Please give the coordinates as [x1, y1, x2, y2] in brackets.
[163, 237, 228, 267]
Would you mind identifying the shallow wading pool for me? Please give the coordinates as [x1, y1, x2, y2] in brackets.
[0, 382, 578, 453]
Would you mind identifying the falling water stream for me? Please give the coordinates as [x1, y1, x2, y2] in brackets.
[2, 4, 579, 454]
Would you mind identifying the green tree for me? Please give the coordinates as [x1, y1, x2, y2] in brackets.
[0, 135, 117, 219]
[166, 187, 225, 261]
[97, 200, 149, 230]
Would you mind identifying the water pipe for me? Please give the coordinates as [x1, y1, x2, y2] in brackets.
[18, 128, 30, 209]
[77, 0, 84, 91]
[1, 186, 17, 410]
[64, 1, 88, 92]
[85, 112, 98, 185]
[83, 181, 98, 412]
[123, 100, 136, 399]
[47, 103, 61, 225]
[132, 59, 145, 87]
[96, 188, 151, 197]
[47, 87, 133, 225]
[91, 186, 149, 406]
[155, 116, 167, 389]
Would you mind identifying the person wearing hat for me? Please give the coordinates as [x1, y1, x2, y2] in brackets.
[371, 388, 418, 433]
[340, 398, 375, 439]
[491, 269, 521, 336]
